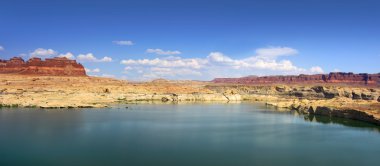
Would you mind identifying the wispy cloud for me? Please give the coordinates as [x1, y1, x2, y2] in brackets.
[310, 66, 324, 73]
[255, 46, 298, 60]
[113, 40, 134, 46]
[77, 53, 112, 62]
[0, 45, 4, 51]
[146, 48, 181, 55]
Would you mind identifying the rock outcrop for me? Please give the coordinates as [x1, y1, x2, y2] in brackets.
[0, 57, 86, 76]
[0, 74, 380, 125]
[206, 83, 380, 125]
[212, 72, 380, 85]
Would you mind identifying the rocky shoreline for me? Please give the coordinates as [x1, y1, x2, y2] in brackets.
[210, 84, 380, 125]
[1, 74, 379, 125]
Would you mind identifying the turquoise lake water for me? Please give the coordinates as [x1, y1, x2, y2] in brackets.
[0, 103, 379, 166]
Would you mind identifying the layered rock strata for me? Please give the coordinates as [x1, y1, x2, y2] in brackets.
[0, 57, 86, 76]
[213, 72, 380, 85]
[0, 74, 379, 125]
[206, 84, 380, 125]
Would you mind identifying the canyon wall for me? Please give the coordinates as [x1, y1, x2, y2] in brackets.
[212, 72, 380, 85]
[0, 57, 86, 76]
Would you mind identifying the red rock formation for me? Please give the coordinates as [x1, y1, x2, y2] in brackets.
[0, 57, 87, 76]
[369, 73, 380, 84]
[212, 72, 380, 85]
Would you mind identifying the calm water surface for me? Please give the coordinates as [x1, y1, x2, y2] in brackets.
[0, 103, 379, 166]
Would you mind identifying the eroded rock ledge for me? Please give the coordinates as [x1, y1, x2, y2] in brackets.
[213, 72, 380, 85]
[0, 74, 379, 125]
[208, 84, 380, 125]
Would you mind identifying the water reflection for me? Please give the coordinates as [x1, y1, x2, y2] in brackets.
[303, 114, 380, 132]
[1, 103, 380, 166]
[1, 102, 379, 134]
[253, 104, 380, 133]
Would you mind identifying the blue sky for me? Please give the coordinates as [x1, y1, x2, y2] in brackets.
[0, 0, 379, 80]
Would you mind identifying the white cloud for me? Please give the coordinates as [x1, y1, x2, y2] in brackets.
[146, 48, 181, 55]
[85, 68, 100, 73]
[310, 66, 324, 73]
[58, 52, 75, 59]
[77, 53, 112, 62]
[93, 68, 101, 73]
[121, 56, 205, 69]
[206, 50, 304, 72]
[100, 56, 112, 62]
[123, 66, 133, 74]
[208, 52, 234, 63]
[0, 45, 4, 51]
[77, 53, 97, 61]
[113, 40, 134, 46]
[121, 46, 323, 80]
[30, 48, 57, 57]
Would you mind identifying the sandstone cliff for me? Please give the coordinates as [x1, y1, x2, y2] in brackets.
[206, 84, 380, 125]
[0, 57, 86, 76]
[0, 74, 379, 125]
[212, 72, 380, 85]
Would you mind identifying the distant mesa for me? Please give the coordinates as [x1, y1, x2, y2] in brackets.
[151, 78, 170, 83]
[0, 57, 87, 76]
[212, 72, 380, 85]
